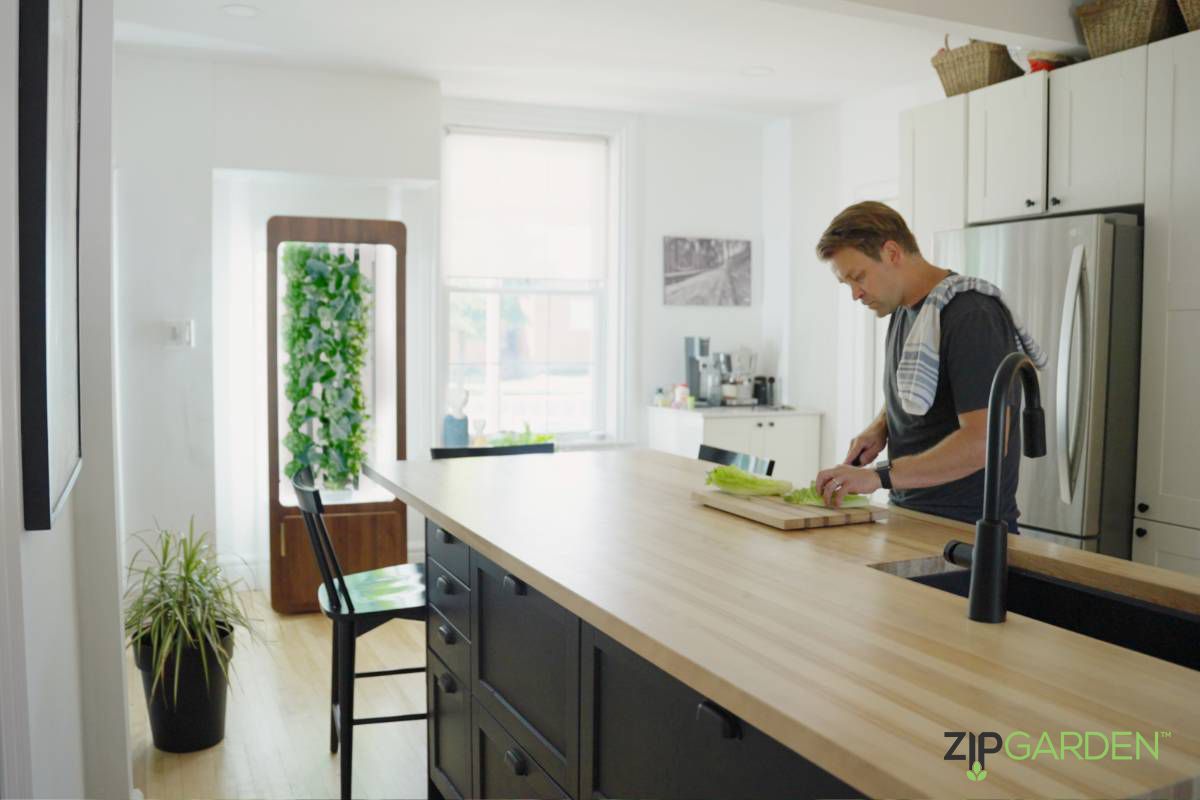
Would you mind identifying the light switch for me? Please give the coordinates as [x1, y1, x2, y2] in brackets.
[167, 320, 195, 348]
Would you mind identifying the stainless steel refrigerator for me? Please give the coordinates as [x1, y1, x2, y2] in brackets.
[935, 214, 1143, 557]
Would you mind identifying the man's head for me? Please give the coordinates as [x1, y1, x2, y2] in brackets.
[815, 202, 922, 317]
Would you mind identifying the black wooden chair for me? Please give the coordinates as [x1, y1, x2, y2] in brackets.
[291, 467, 427, 800]
[697, 444, 775, 476]
[430, 442, 555, 459]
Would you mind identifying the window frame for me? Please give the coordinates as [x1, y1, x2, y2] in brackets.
[436, 117, 631, 446]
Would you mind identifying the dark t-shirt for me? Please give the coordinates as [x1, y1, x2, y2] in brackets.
[884, 291, 1021, 525]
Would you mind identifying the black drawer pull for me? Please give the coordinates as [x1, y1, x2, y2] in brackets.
[438, 528, 455, 545]
[503, 574, 527, 596]
[1137, 502, 1149, 513]
[1135, 527, 1148, 538]
[504, 748, 529, 776]
[696, 700, 742, 740]
[1024, 198, 1036, 208]
[437, 623, 457, 645]
[438, 673, 458, 694]
[435, 575, 454, 595]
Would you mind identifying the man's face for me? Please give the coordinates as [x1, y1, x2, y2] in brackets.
[829, 244, 903, 317]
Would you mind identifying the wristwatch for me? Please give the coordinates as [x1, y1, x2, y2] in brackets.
[874, 460, 893, 490]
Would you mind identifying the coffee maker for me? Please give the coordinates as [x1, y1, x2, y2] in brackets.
[684, 336, 710, 401]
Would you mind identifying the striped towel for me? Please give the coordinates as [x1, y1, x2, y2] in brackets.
[897, 274, 1047, 416]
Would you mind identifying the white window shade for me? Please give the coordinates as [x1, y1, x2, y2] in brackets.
[443, 131, 609, 281]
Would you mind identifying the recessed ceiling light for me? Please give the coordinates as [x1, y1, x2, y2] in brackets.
[222, 3, 259, 17]
[741, 66, 775, 78]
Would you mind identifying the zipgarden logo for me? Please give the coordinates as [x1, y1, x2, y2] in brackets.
[944, 730, 1171, 782]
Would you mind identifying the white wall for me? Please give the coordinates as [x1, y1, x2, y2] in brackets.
[113, 50, 442, 556]
[1, 2, 128, 798]
[639, 116, 769, 409]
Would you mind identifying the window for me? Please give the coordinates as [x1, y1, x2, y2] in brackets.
[440, 129, 615, 442]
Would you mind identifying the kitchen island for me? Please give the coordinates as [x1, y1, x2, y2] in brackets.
[366, 448, 1200, 799]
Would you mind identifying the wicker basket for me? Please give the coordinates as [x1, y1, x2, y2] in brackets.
[1075, 0, 1185, 58]
[1179, 0, 1200, 30]
[931, 37, 1024, 97]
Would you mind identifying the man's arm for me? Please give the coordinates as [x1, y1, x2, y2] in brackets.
[887, 408, 988, 487]
[844, 407, 887, 465]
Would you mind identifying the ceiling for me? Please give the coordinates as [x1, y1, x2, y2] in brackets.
[113, 0, 949, 116]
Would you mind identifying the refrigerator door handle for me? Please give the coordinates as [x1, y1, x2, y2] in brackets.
[1056, 244, 1087, 505]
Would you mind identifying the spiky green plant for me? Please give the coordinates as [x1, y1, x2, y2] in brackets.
[123, 520, 252, 705]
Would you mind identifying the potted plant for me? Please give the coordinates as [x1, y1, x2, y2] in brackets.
[124, 520, 252, 752]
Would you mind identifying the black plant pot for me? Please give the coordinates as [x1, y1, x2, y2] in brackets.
[134, 629, 234, 753]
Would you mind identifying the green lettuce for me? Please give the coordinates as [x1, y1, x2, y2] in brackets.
[782, 483, 870, 508]
[705, 465, 793, 496]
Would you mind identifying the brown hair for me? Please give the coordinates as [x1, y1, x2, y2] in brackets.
[815, 201, 920, 261]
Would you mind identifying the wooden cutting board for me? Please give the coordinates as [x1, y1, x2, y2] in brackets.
[691, 489, 885, 530]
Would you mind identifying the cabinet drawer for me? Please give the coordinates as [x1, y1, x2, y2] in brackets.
[428, 559, 470, 636]
[428, 651, 471, 800]
[427, 518, 470, 586]
[428, 606, 470, 684]
[471, 552, 579, 796]
[580, 625, 858, 800]
[473, 699, 570, 800]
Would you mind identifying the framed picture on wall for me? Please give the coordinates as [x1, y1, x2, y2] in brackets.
[18, 0, 84, 531]
[663, 236, 752, 307]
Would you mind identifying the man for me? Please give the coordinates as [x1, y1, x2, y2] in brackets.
[812, 201, 1028, 532]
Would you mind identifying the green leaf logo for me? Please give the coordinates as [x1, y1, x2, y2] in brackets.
[966, 760, 988, 782]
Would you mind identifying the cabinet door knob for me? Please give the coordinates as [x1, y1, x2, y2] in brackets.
[1137, 502, 1149, 513]
[504, 748, 529, 776]
[768, 421, 775, 427]
[435, 575, 453, 595]
[438, 673, 458, 694]
[1050, 197, 1062, 206]
[437, 623, 457, 645]
[438, 529, 455, 545]
[695, 699, 742, 740]
[1025, 198, 1036, 208]
[756, 422, 763, 428]
[503, 574, 527, 596]
[1135, 527, 1148, 538]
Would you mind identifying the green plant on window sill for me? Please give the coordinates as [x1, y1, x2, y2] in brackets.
[123, 519, 253, 704]
[281, 243, 372, 489]
[488, 422, 555, 447]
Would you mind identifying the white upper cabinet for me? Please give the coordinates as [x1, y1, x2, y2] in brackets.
[967, 71, 1049, 223]
[1048, 46, 1148, 213]
[899, 95, 967, 257]
[1136, 30, 1200, 532]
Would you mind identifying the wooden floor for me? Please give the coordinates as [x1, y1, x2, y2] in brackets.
[127, 591, 429, 800]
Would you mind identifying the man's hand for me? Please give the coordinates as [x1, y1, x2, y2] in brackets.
[814, 465, 881, 507]
[844, 419, 888, 466]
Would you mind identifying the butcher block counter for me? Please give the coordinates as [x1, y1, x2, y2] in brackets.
[366, 448, 1200, 799]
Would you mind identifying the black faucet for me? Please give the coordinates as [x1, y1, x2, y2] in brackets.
[947, 351, 1047, 623]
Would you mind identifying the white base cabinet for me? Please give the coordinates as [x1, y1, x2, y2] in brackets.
[1132, 519, 1200, 578]
[645, 407, 821, 487]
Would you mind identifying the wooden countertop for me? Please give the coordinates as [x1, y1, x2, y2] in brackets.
[366, 449, 1200, 798]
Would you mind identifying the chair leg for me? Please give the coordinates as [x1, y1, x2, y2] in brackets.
[337, 621, 356, 800]
[330, 620, 339, 754]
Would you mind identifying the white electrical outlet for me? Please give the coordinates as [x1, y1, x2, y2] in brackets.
[167, 320, 195, 348]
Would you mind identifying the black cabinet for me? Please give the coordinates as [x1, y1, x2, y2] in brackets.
[427, 651, 471, 800]
[473, 698, 571, 800]
[471, 551, 580, 796]
[580, 625, 859, 800]
[427, 519, 470, 585]
[428, 606, 470, 683]
[428, 558, 470, 637]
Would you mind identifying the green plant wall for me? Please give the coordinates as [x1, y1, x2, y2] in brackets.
[281, 244, 372, 489]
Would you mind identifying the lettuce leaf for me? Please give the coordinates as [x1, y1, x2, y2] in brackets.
[705, 465, 793, 496]
[782, 483, 870, 508]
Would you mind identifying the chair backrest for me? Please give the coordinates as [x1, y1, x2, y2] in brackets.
[291, 467, 355, 614]
[697, 444, 775, 477]
[430, 443, 555, 459]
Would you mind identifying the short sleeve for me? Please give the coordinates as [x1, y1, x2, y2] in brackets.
[940, 294, 1017, 415]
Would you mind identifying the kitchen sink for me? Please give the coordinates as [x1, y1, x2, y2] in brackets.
[900, 565, 1200, 671]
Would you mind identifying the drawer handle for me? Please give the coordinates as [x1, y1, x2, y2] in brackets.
[768, 421, 774, 427]
[1024, 198, 1036, 208]
[1135, 527, 1147, 538]
[503, 574, 527, 596]
[435, 575, 454, 595]
[695, 700, 742, 740]
[504, 748, 529, 776]
[1137, 502, 1149, 513]
[1051, 196, 1062, 207]
[756, 422, 763, 428]
[438, 529, 455, 545]
[437, 623, 457, 645]
[438, 673, 458, 694]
